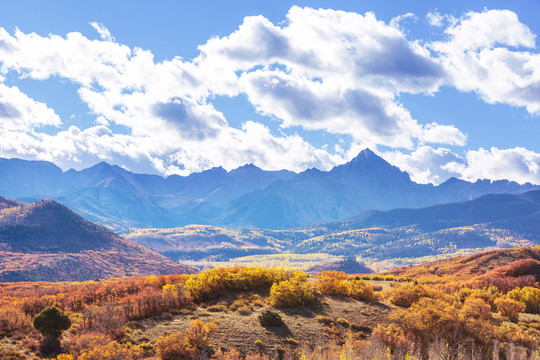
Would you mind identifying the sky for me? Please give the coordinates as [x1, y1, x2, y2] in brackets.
[0, 0, 540, 185]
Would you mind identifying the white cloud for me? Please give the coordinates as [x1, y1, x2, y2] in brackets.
[420, 123, 467, 146]
[442, 10, 535, 51]
[390, 12, 417, 29]
[198, 7, 461, 148]
[383, 146, 465, 184]
[0, 7, 466, 177]
[433, 9, 540, 114]
[89, 22, 115, 42]
[384, 146, 540, 185]
[426, 11, 445, 27]
[1, 6, 539, 184]
[448, 147, 540, 184]
[0, 84, 61, 130]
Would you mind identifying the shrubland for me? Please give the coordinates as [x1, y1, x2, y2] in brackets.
[0, 252, 539, 359]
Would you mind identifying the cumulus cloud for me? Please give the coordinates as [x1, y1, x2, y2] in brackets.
[383, 146, 465, 184]
[0, 84, 61, 130]
[0, 6, 539, 184]
[432, 9, 540, 114]
[447, 147, 540, 184]
[384, 146, 540, 185]
[390, 12, 416, 29]
[153, 97, 224, 140]
[198, 7, 460, 148]
[426, 11, 445, 27]
[0, 7, 467, 177]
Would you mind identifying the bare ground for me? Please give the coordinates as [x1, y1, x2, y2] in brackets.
[132, 292, 392, 357]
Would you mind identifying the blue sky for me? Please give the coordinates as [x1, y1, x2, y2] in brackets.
[1, 1, 540, 184]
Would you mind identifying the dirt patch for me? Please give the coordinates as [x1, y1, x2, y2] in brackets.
[134, 293, 392, 357]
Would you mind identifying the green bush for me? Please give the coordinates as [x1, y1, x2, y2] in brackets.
[32, 306, 71, 339]
[258, 310, 284, 327]
[32, 306, 71, 356]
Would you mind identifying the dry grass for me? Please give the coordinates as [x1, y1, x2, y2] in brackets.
[134, 292, 390, 356]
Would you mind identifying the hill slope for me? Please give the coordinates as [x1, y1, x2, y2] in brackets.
[0, 198, 194, 281]
[382, 245, 540, 282]
[127, 191, 540, 268]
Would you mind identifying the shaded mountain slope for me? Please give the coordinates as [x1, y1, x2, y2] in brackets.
[1, 149, 538, 230]
[215, 149, 540, 229]
[0, 198, 195, 281]
[330, 190, 540, 232]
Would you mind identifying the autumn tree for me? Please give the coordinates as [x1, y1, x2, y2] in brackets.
[495, 297, 525, 322]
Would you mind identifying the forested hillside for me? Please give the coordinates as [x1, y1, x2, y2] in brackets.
[0, 198, 194, 281]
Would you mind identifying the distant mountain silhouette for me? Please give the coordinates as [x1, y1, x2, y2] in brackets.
[331, 190, 540, 232]
[0, 198, 194, 281]
[0, 149, 538, 230]
[216, 149, 539, 228]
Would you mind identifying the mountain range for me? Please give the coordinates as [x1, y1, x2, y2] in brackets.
[1, 149, 538, 230]
[126, 190, 540, 265]
[0, 197, 194, 281]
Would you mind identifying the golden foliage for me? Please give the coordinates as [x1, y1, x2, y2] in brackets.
[494, 297, 524, 322]
[387, 283, 431, 308]
[460, 297, 492, 321]
[155, 319, 217, 360]
[316, 271, 376, 301]
[184, 266, 290, 303]
[269, 279, 315, 308]
[507, 286, 540, 314]
[77, 340, 144, 360]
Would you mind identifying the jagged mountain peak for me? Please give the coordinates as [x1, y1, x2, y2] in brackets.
[200, 166, 227, 176]
[330, 148, 410, 180]
[229, 163, 262, 175]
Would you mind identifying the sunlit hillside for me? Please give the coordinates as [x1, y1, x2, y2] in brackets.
[1, 247, 540, 359]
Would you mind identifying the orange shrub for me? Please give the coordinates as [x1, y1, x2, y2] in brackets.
[155, 331, 193, 360]
[0, 305, 30, 334]
[371, 323, 413, 353]
[387, 283, 429, 308]
[212, 348, 243, 360]
[495, 297, 525, 322]
[463, 286, 499, 310]
[185, 319, 217, 352]
[391, 297, 466, 354]
[345, 280, 376, 302]
[316, 271, 376, 301]
[155, 319, 217, 360]
[460, 297, 492, 321]
[62, 332, 113, 358]
[270, 279, 315, 308]
[317, 271, 349, 296]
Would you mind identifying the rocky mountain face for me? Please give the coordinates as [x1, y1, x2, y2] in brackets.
[0, 149, 538, 230]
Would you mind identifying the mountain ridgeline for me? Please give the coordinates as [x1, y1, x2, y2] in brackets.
[0, 149, 538, 230]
